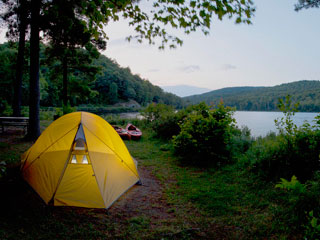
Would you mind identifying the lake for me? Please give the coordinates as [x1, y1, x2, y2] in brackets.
[234, 111, 319, 137]
[116, 111, 319, 138]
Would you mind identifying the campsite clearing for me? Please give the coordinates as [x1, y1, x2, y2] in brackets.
[0, 122, 301, 239]
[0, 125, 207, 239]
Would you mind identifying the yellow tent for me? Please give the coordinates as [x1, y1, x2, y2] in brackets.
[21, 112, 140, 208]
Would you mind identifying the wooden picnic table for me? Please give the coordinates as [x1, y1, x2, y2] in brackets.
[0, 116, 29, 134]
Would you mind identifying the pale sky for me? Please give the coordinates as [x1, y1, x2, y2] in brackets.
[1, 0, 319, 91]
[103, 0, 320, 90]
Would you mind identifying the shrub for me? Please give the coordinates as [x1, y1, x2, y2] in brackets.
[141, 103, 181, 139]
[172, 102, 235, 166]
[242, 96, 320, 182]
[62, 102, 76, 115]
[141, 103, 175, 122]
[243, 128, 320, 182]
[230, 126, 253, 156]
[54, 102, 76, 119]
[273, 175, 320, 235]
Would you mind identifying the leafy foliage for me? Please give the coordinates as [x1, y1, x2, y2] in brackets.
[274, 95, 299, 136]
[141, 103, 193, 139]
[230, 126, 253, 155]
[173, 102, 235, 165]
[273, 175, 320, 235]
[295, 0, 320, 11]
[305, 210, 320, 240]
[275, 175, 306, 193]
[120, 0, 255, 49]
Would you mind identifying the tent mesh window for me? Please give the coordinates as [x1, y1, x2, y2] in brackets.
[74, 139, 86, 150]
[71, 124, 89, 164]
[70, 154, 89, 164]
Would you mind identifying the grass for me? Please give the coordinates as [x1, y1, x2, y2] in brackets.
[125, 129, 299, 239]
[0, 120, 302, 239]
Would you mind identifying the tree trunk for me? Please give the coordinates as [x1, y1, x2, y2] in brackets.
[62, 55, 68, 107]
[28, 0, 41, 140]
[13, 0, 27, 117]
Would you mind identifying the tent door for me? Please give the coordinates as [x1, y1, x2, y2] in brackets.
[53, 159, 105, 208]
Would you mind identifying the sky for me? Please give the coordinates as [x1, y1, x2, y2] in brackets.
[0, 0, 319, 91]
[102, 0, 320, 90]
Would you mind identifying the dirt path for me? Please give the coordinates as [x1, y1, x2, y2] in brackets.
[109, 165, 173, 222]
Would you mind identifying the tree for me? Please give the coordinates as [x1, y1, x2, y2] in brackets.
[44, 46, 100, 107]
[295, 0, 320, 11]
[108, 82, 118, 104]
[28, 0, 41, 140]
[0, 43, 17, 113]
[12, 0, 28, 116]
[1, 0, 30, 116]
[2, 0, 255, 140]
[42, 0, 105, 109]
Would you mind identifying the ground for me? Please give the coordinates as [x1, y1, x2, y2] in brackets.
[0, 127, 208, 239]
[0, 126, 300, 239]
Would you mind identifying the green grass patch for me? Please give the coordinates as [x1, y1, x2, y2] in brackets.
[126, 129, 298, 238]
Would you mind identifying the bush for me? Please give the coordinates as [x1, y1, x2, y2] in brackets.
[241, 96, 320, 182]
[141, 103, 181, 139]
[243, 127, 320, 182]
[273, 175, 320, 235]
[54, 102, 76, 119]
[230, 126, 253, 156]
[172, 102, 235, 166]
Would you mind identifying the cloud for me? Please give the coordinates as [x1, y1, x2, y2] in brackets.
[221, 64, 237, 71]
[178, 65, 200, 73]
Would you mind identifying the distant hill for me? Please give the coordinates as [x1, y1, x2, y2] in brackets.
[184, 80, 320, 112]
[93, 55, 184, 107]
[161, 85, 211, 97]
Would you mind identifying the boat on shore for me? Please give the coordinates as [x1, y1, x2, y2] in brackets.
[126, 123, 142, 140]
[112, 125, 131, 140]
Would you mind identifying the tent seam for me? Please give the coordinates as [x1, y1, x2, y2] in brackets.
[50, 134, 76, 204]
[87, 151, 107, 208]
[82, 115, 107, 208]
[23, 125, 79, 171]
[21, 148, 32, 170]
[82, 123, 140, 179]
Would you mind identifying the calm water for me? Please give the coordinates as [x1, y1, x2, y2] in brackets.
[116, 111, 319, 138]
[234, 111, 319, 137]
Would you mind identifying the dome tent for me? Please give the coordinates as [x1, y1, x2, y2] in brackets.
[21, 112, 140, 208]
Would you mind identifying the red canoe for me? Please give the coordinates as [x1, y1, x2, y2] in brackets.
[126, 123, 142, 140]
[112, 125, 131, 140]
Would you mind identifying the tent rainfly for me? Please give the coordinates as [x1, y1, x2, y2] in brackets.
[21, 112, 140, 208]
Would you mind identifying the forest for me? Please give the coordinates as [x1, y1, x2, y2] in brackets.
[0, 41, 183, 114]
[185, 80, 320, 112]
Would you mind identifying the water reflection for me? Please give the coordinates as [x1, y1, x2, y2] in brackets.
[234, 111, 319, 137]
